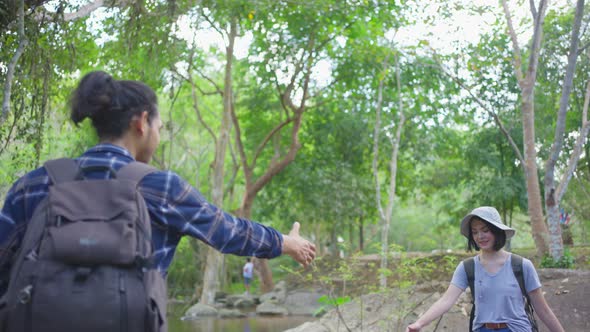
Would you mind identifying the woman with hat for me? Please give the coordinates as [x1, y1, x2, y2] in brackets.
[406, 206, 564, 332]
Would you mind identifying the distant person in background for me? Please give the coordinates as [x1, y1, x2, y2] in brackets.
[243, 258, 254, 295]
[406, 206, 564, 332]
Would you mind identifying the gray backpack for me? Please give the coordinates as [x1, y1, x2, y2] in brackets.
[0, 158, 167, 332]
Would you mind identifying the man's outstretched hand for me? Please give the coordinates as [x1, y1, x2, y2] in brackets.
[282, 222, 316, 267]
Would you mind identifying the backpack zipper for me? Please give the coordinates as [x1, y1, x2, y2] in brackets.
[119, 272, 127, 332]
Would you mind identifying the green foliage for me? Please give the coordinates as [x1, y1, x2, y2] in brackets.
[540, 247, 575, 269]
[314, 294, 351, 317]
[166, 238, 201, 300]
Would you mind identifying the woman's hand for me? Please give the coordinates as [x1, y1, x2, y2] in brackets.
[406, 322, 422, 332]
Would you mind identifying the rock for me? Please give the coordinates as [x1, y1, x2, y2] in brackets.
[260, 280, 288, 303]
[283, 321, 330, 332]
[225, 294, 256, 307]
[256, 301, 289, 316]
[218, 308, 247, 318]
[182, 302, 218, 320]
[234, 297, 256, 308]
[214, 291, 228, 301]
[283, 290, 325, 316]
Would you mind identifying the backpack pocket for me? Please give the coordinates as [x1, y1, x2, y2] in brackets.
[24, 262, 148, 332]
[144, 269, 168, 332]
[41, 215, 137, 265]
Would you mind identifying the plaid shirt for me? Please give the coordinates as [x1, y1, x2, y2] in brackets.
[0, 144, 283, 288]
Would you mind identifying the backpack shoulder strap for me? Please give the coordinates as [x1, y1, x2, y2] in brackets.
[43, 158, 79, 184]
[511, 254, 527, 296]
[464, 257, 475, 299]
[117, 162, 158, 184]
[511, 253, 539, 331]
[463, 257, 476, 332]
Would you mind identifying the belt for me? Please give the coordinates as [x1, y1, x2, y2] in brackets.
[483, 322, 508, 330]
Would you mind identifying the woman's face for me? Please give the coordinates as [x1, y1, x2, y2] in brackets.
[470, 218, 496, 251]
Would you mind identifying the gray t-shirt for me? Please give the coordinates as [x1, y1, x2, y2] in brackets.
[451, 254, 541, 332]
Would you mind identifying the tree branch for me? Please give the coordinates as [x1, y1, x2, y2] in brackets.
[192, 66, 224, 96]
[172, 57, 219, 146]
[529, 0, 537, 21]
[63, 0, 105, 21]
[1, 0, 28, 126]
[298, 34, 316, 110]
[273, 71, 293, 118]
[556, 78, 590, 202]
[372, 56, 389, 222]
[525, 0, 548, 81]
[546, 0, 584, 200]
[428, 52, 526, 169]
[251, 118, 294, 167]
[501, 0, 524, 86]
[248, 111, 303, 196]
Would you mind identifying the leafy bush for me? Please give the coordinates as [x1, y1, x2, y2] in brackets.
[540, 248, 575, 268]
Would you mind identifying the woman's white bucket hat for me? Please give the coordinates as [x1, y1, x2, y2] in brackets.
[460, 206, 516, 239]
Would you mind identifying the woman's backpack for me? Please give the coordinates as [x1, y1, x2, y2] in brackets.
[463, 254, 538, 332]
[0, 159, 167, 332]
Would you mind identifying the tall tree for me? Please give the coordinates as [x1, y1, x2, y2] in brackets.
[372, 50, 406, 289]
[502, 0, 588, 258]
[502, 0, 550, 254]
[542, 0, 588, 260]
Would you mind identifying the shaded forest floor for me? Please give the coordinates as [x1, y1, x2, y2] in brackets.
[284, 246, 590, 331]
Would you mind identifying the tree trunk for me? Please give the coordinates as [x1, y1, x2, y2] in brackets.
[373, 52, 405, 289]
[199, 18, 237, 305]
[503, 0, 550, 256]
[359, 214, 364, 252]
[1, 0, 27, 126]
[543, 0, 584, 260]
[522, 87, 550, 255]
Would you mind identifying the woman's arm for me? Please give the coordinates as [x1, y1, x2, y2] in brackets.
[406, 284, 464, 332]
[528, 288, 565, 332]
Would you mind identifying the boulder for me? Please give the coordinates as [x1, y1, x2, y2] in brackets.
[256, 300, 289, 316]
[260, 280, 288, 303]
[284, 321, 330, 332]
[283, 290, 325, 316]
[218, 308, 247, 318]
[182, 302, 218, 320]
[234, 297, 256, 308]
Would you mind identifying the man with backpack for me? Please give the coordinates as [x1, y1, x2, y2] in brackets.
[0, 71, 316, 332]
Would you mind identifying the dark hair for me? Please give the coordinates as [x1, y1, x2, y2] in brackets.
[467, 217, 507, 251]
[246, 258, 251, 262]
[70, 71, 158, 139]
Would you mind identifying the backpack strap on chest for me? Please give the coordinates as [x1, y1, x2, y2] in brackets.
[463, 257, 476, 332]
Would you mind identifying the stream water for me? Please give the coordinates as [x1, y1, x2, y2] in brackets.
[168, 304, 316, 332]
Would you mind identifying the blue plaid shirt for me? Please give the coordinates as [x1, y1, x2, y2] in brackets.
[0, 144, 283, 286]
